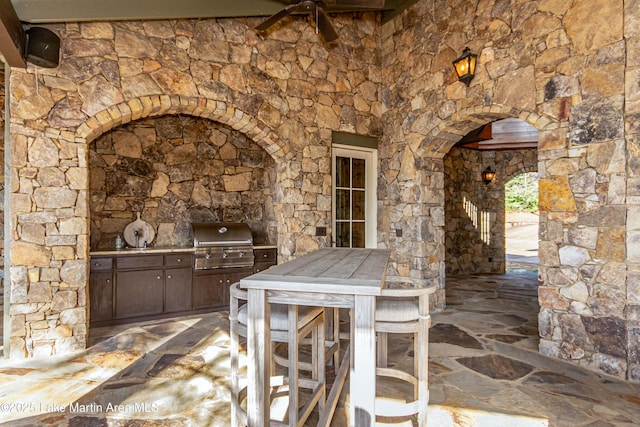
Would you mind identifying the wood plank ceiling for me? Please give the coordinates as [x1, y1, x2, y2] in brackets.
[456, 118, 539, 151]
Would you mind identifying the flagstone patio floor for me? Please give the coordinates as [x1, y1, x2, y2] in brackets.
[0, 268, 639, 426]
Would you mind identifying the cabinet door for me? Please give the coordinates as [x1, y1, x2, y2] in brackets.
[115, 269, 164, 319]
[226, 268, 254, 286]
[253, 248, 277, 273]
[223, 268, 254, 305]
[192, 272, 227, 309]
[165, 267, 192, 313]
[253, 262, 273, 273]
[90, 272, 113, 322]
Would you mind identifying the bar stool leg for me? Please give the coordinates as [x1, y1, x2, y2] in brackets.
[417, 295, 430, 427]
[316, 313, 326, 414]
[377, 331, 388, 368]
[288, 305, 300, 426]
[229, 294, 243, 427]
[327, 307, 341, 367]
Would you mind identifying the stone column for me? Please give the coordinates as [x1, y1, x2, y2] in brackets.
[8, 116, 89, 358]
[624, 0, 640, 381]
[378, 143, 446, 308]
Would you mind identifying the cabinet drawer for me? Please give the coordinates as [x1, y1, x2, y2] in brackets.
[117, 255, 164, 270]
[90, 257, 113, 271]
[165, 253, 193, 268]
[254, 248, 277, 263]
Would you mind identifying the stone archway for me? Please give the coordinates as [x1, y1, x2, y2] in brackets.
[443, 135, 539, 275]
[5, 94, 298, 359]
[75, 96, 292, 162]
[76, 95, 295, 252]
[380, 104, 555, 309]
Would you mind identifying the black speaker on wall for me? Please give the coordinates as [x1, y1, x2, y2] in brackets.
[25, 27, 60, 68]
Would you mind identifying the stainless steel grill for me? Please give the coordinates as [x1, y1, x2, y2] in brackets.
[192, 222, 254, 270]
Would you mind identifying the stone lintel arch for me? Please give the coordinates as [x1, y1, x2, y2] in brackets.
[422, 104, 552, 159]
[405, 103, 551, 305]
[74, 94, 293, 163]
[501, 162, 538, 187]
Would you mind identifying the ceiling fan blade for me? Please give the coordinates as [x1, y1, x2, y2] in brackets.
[255, 4, 301, 31]
[324, 0, 385, 8]
[316, 7, 339, 42]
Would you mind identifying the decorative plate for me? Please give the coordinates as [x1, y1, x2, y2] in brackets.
[123, 212, 156, 248]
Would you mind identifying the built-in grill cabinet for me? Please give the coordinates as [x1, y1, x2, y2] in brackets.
[192, 222, 255, 270]
[192, 222, 255, 310]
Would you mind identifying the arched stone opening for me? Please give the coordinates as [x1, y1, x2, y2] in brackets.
[444, 127, 539, 275]
[88, 115, 279, 249]
[378, 104, 552, 311]
[76, 95, 292, 250]
[6, 94, 297, 359]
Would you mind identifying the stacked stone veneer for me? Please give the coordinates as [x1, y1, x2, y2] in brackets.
[444, 146, 537, 274]
[5, 0, 640, 382]
[379, 0, 638, 381]
[1, 72, 4, 314]
[90, 115, 277, 249]
[6, 16, 381, 358]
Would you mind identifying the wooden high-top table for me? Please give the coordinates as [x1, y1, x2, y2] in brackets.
[240, 247, 390, 427]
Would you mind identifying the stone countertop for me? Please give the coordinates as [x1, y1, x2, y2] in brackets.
[90, 245, 277, 256]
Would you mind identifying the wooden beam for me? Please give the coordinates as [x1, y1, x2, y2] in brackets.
[0, 0, 26, 68]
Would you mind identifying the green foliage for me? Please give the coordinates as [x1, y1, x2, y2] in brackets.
[505, 172, 538, 212]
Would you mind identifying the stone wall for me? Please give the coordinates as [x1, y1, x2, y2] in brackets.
[6, 15, 381, 358]
[1, 70, 4, 268]
[380, 0, 637, 380]
[625, 0, 640, 382]
[1, 69, 4, 322]
[4, 0, 639, 382]
[90, 115, 277, 249]
[444, 147, 537, 274]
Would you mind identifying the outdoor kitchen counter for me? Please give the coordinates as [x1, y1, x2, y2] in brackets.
[90, 244, 277, 256]
[88, 246, 278, 327]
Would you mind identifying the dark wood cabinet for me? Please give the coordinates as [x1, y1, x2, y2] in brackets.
[115, 269, 164, 318]
[165, 254, 193, 313]
[90, 252, 194, 327]
[89, 271, 113, 322]
[165, 267, 193, 312]
[89, 257, 114, 323]
[89, 248, 276, 327]
[193, 267, 252, 309]
[253, 247, 277, 273]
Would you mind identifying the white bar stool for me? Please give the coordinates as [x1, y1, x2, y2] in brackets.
[229, 282, 326, 427]
[375, 276, 437, 427]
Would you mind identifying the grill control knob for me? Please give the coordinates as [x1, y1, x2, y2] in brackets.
[223, 252, 228, 258]
[239, 251, 245, 257]
[205, 253, 212, 259]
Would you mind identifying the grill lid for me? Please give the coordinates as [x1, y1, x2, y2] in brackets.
[192, 222, 253, 247]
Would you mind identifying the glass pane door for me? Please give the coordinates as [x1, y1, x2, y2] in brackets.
[332, 146, 376, 248]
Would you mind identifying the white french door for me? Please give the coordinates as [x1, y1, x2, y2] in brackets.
[332, 145, 377, 248]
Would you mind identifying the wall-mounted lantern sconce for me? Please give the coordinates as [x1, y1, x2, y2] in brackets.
[482, 167, 495, 185]
[452, 47, 477, 86]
